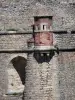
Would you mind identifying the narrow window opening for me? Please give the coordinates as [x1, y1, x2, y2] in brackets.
[43, 25, 46, 30]
[43, 25, 45, 30]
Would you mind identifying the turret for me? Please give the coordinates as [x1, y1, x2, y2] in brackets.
[25, 16, 59, 100]
[33, 16, 55, 50]
[27, 16, 57, 57]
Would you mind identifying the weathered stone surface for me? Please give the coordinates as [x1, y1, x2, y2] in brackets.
[0, 53, 27, 100]
[54, 32, 75, 49]
[0, 0, 75, 31]
[58, 52, 75, 100]
[0, 33, 31, 51]
[24, 52, 60, 100]
[0, 0, 75, 100]
[7, 68, 24, 93]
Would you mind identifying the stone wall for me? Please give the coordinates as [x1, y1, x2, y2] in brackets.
[0, 0, 75, 31]
[24, 52, 60, 100]
[0, 0, 75, 100]
[0, 53, 27, 100]
[0, 33, 32, 51]
[54, 32, 75, 49]
[0, 31, 75, 51]
[58, 52, 75, 100]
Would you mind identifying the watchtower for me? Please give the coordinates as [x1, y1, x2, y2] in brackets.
[24, 16, 59, 100]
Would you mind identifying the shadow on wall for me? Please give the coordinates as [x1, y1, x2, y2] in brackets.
[34, 51, 55, 63]
[11, 56, 27, 85]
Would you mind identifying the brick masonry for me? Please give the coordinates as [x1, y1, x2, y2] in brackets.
[0, 33, 32, 51]
[24, 52, 60, 100]
[0, 31, 75, 51]
[54, 31, 75, 49]
[0, 53, 27, 100]
[58, 52, 75, 100]
[0, 0, 75, 31]
[0, 0, 75, 100]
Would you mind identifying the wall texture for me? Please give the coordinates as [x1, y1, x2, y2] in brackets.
[0, 0, 75, 31]
[58, 52, 75, 100]
[0, 53, 27, 100]
[24, 52, 60, 100]
[54, 31, 75, 49]
[0, 0, 75, 100]
[0, 33, 31, 51]
[1, 31, 75, 51]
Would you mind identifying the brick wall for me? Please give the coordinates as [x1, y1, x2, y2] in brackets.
[0, 33, 32, 51]
[58, 52, 75, 100]
[0, 0, 75, 100]
[24, 52, 60, 100]
[0, 31, 75, 51]
[54, 32, 75, 49]
[0, 0, 75, 31]
[0, 53, 27, 100]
